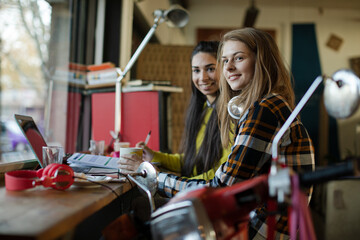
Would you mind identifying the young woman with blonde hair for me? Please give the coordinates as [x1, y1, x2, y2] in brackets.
[155, 28, 315, 239]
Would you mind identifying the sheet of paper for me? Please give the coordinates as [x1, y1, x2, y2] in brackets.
[67, 153, 119, 169]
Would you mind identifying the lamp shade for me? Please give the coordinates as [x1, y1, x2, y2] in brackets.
[164, 4, 189, 28]
[324, 69, 360, 119]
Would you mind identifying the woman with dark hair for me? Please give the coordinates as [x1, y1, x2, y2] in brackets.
[118, 41, 232, 180]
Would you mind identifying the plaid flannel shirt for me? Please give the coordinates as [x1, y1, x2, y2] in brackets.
[157, 93, 315, 239]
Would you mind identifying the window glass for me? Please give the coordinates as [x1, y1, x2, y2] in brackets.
[0, 0, 70, 163]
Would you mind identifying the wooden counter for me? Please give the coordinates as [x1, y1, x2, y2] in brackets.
[0, 180, 134, 240]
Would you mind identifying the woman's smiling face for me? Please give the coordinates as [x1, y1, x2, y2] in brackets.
[221, 40, 256, 91]
[191, 52, 219, 103]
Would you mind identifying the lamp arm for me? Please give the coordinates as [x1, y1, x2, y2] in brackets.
[269, 75, 323, 201]
[117, 17, 163, 83]
[114, 78, 122, 135]
[128, 174, 156, 213]
[114, 15, 164, 135]
[271, 75, 324, 166]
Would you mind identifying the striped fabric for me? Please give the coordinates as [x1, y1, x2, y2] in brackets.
[157, 93, 315, 238]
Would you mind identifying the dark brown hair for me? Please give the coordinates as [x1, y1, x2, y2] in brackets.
[180, 41, 223, 177]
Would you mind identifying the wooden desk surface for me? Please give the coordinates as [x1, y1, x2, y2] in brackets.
[0, 181, 133, 240]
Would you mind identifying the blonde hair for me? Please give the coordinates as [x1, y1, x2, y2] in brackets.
[217, 28, 295, 147]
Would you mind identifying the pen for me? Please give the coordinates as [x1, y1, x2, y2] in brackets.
[144, 130, 151, 145]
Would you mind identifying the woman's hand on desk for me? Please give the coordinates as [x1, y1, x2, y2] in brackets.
[136, 141, 154, 162]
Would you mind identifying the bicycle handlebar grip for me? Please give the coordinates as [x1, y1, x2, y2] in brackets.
[299, 158, 360, 187]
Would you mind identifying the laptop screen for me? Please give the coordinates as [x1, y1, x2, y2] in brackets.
[14, 114, 48, 168]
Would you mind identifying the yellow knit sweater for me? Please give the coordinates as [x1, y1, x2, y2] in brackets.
[152, 106, 232, 180]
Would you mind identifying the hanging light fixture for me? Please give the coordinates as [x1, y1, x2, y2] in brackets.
[243, 0, 259, 28]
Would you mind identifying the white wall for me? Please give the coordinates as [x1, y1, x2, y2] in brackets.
[186, 1, 360, 73]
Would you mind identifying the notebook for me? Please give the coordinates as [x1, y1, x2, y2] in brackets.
[14, 114, 48, 168]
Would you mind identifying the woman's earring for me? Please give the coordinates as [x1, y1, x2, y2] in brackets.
[227, 96, 243, 119]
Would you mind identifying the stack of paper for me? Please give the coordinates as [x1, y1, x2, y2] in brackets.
[67, 153, 119, 170]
